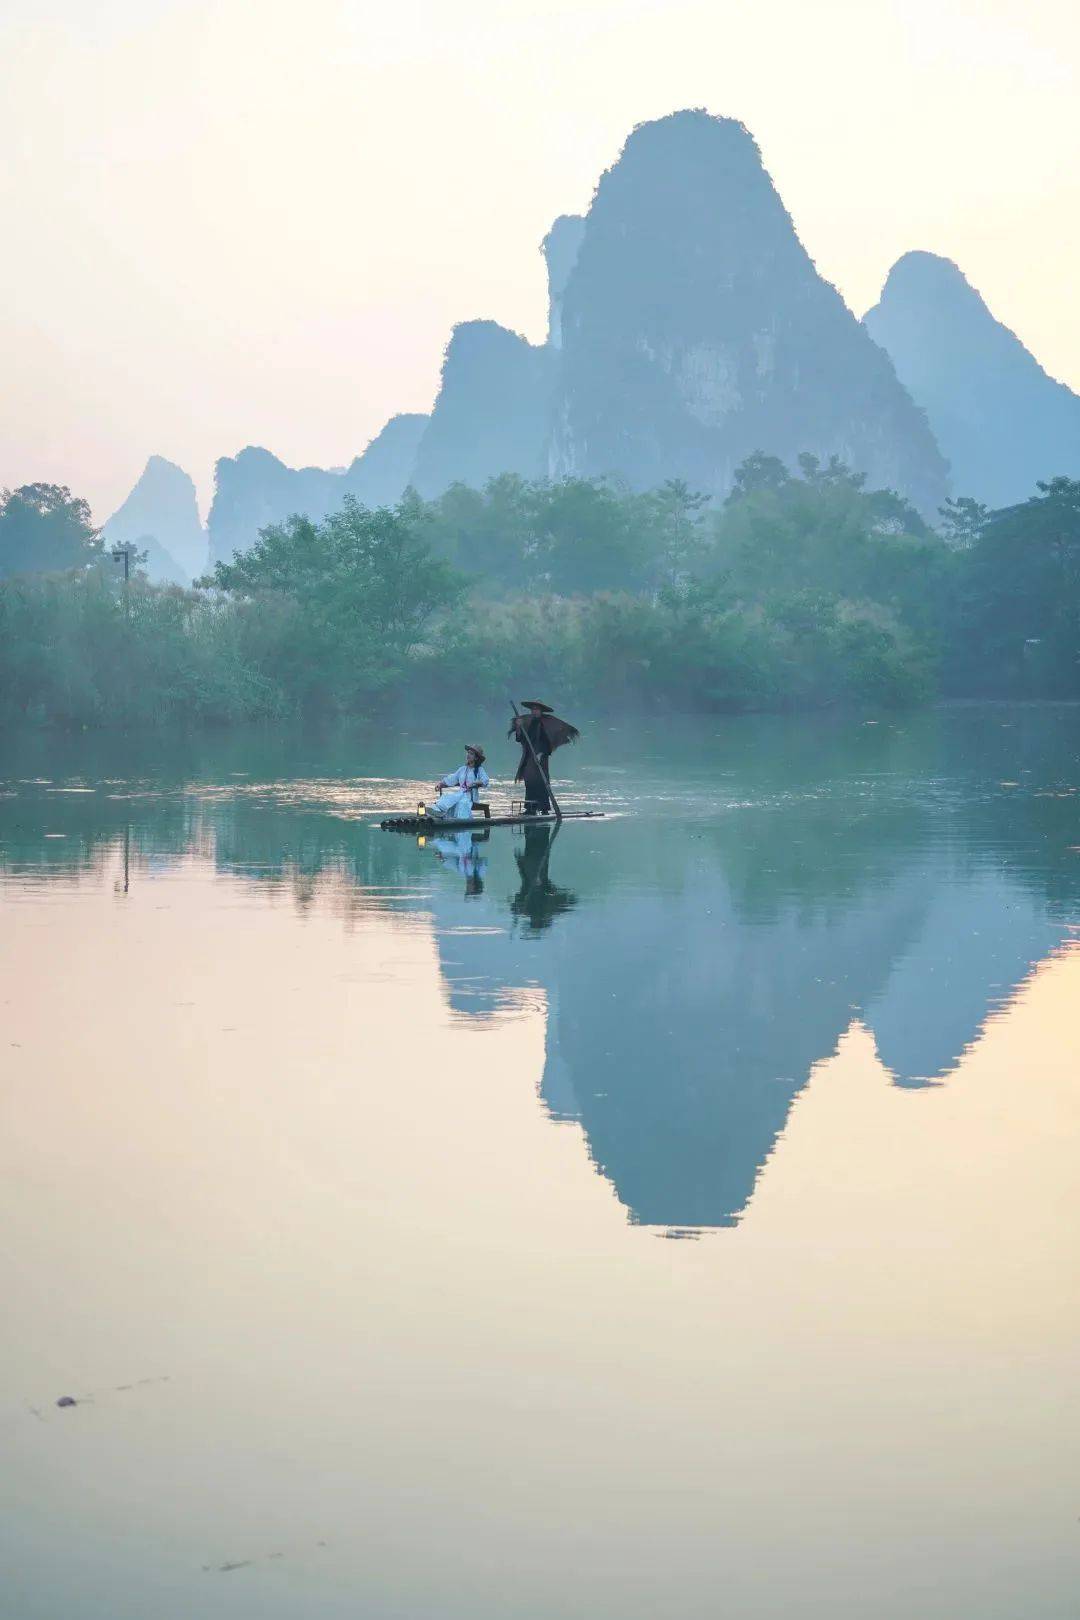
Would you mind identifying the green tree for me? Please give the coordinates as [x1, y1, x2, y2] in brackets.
[952, 477, 1080, 695]
[0, 484, 102, 579]
[641, 478, 710, 587]
[726, 451, 791, 503]
[528, 477, 656, 594]
[202, 496, 464, 710]
[423, 475, 534, 587]
[938, 495, 989, 549]
[712, 453, 941, 614]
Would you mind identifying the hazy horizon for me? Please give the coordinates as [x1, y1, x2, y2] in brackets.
[3, 0, 1078, 521]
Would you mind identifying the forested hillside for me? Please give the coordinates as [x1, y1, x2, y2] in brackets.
[4, 460, 1078, 728]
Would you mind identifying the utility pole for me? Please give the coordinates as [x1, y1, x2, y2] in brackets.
[110, 543, 132, 620]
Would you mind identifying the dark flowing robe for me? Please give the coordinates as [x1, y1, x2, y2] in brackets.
[508, 712, 580, 814]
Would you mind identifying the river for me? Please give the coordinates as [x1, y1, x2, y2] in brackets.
[1, 704, 1078, 1618]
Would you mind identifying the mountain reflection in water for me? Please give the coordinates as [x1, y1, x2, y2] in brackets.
[2, 704, 1078, 1237]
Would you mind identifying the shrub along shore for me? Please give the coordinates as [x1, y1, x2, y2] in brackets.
[2, 457, 1078, 729]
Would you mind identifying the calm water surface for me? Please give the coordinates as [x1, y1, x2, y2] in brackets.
[2, 706, 1079, 1618]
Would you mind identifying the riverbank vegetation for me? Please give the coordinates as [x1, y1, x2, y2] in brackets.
[2, 461, 1078, 727]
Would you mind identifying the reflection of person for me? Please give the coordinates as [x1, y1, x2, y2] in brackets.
[431, 829, 488, 897]
[510, 824, 576, 931]
[508, 701, 579, 815]
[430, 745, 489, 821]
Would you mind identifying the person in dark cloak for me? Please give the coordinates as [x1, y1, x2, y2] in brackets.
[508, 701, 580, 815]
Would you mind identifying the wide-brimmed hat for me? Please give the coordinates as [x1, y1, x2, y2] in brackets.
[520, 700, 554, 713]
[465, 743, 486, 762]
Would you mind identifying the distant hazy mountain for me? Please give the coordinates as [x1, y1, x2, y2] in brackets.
[864, 251, 1080, 509]
[207, 448, 338, 566]
[349, 412, 428, 506]
[195, 112, 987, 548]
[547, 110, 948, 515]
[207, 413, 428, 565]
[408, 320, 558, 498]
[102, 456, 206, 583]
[133, 533, 189, 585]
[541, 215, 585, 349]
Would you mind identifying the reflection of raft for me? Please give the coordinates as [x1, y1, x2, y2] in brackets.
[379, 807, 605, 832]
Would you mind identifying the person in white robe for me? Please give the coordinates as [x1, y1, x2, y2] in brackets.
[430, 746, 489, 820]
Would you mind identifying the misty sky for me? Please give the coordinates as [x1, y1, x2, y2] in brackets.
[2, 0, 1078, 520]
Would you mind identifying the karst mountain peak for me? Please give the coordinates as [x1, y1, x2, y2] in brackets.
[112, 108, 1080, 559]
[865, 247, 1080, 508]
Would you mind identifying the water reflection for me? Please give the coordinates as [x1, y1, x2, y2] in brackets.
[425, 827, 489, 897]
[3, 709, 1079, 1620]
[509, 824, 577, 933]
[2, 705, 1079, 1236]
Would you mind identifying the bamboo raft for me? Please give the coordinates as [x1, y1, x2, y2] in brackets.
[384, 706, 596, 833]
[379, 806, 605, 832]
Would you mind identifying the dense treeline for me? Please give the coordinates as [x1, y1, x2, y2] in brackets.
[2, 460, 1078, 727]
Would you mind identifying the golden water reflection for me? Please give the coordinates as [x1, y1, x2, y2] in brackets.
[1, 709, 1078, 1618]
